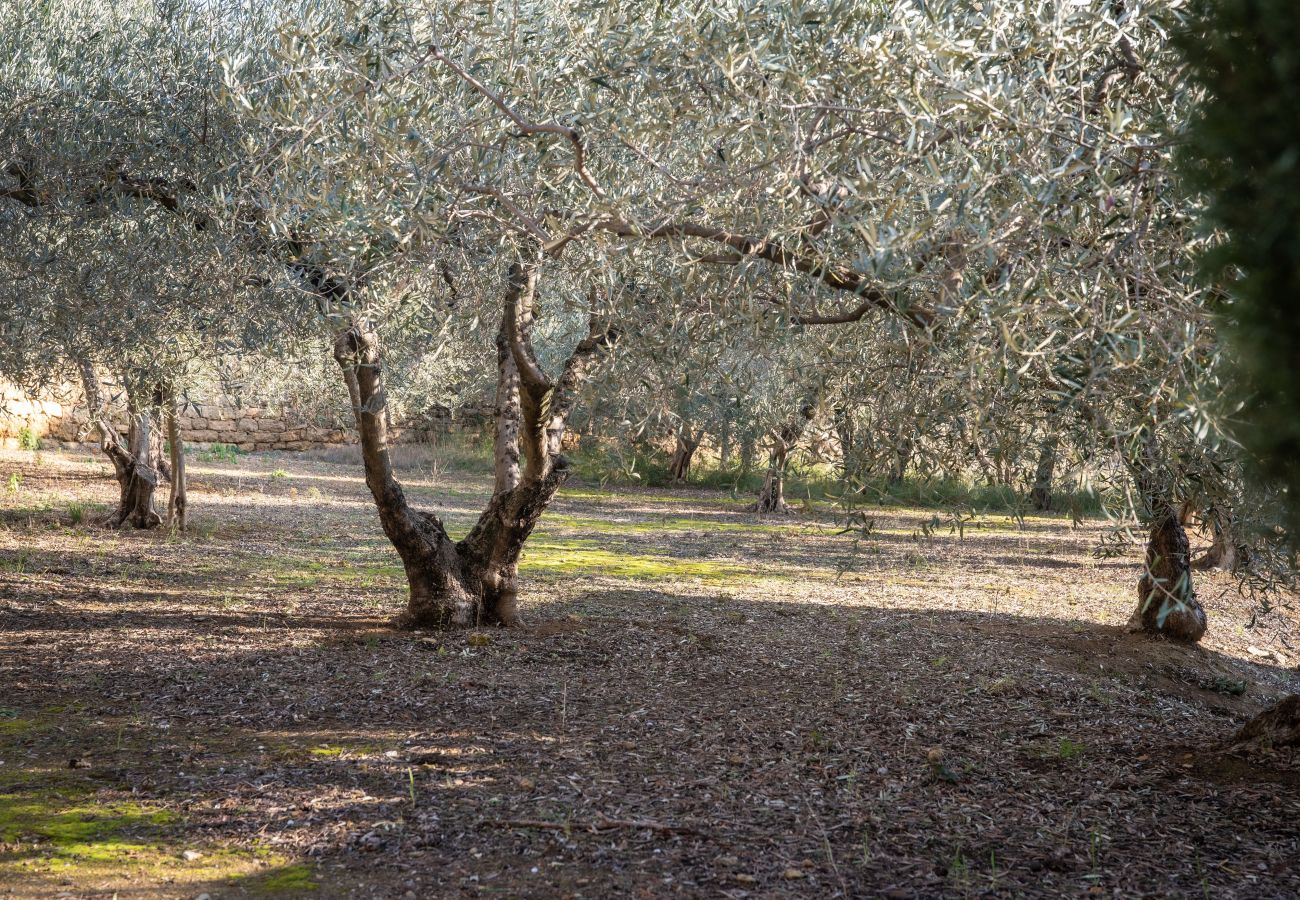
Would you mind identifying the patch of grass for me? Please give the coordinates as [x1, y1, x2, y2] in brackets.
[0, 550, 29, 573]
[17, 426, 41, 451]
[64, 501, 103, 526]
[520, 540, 748, 582]
[0, 715, 32, 734]
[197, 443, 241, 463]
[307, 745, 347, 758]
[0, 770, 290, 890]
[540, 513, 790, 536]
[1057, 737, 1087, 760]
[270, 468, 290, 480]
[6, 471, 21, 493]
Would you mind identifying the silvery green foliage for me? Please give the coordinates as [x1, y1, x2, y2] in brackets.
[2, 1, 1292, 597]
[0, 0, 293, 397]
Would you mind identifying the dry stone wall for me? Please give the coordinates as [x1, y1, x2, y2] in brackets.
[0, 382, 490, 451]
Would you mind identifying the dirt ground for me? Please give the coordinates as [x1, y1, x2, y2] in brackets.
[1, 446, 1298, 899]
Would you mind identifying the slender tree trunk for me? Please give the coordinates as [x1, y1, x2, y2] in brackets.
[668, 427, 700, 483]
[752, 387, 819, 514]
[1128, 430, 1206, 643]
[335, 261, 615, 629]
[719, 413, 732, 470]
[75, 359, 162, 529]
[834, 404, 863, 486]
[1030, 435, 1058, 511]
[891, 435, 913, 484]
[754, 443, 790, 513]
[739, 428, 757, 479]
[165, 389, 187, 531]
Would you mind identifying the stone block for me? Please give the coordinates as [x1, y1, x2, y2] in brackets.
[209, 419, 235, 433]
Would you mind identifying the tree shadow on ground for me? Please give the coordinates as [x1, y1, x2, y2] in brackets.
[2, 588, 1298, 899]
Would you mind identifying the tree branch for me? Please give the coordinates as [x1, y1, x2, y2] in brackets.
[503, 256, 553, 392]
[596, 217, 936, 329]
[432, 46, 607, 199]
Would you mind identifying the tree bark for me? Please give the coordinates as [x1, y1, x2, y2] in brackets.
[668, 427, 700, 483]
[1128, 431, 1207, 643]
[335, 261, 615, 629]
[752, 388, 819, 514]
[75, 359, 162, 529]
[719, 413, 732, 469]
[738, 428, 757, 478]
[165, 388, 187, 531]
[890, 435, 913, 484]
[834, 404, 864, 486]
[1030, 435, 1058, 511]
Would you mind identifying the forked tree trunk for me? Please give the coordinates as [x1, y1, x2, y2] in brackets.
[668, 428, 700, 483]
[1128, 431, 1206, 643]
[335, 262, 614, 629]
[752, 388, 819, 514]
[165, 389, 187, 531]
[75, 359, 162, 529]
[1030, 435, 1058, 511]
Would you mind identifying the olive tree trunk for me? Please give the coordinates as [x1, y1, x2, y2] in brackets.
[1128, 430, 1206, 643]
[334, 261, 614, 628]
[1030, 435, 1058, 511]
[164, 388, 187, 531]
[75, 358, 162, 529]
[752, 387, 819, 514]
[834, 404, 868, 486]
[668, 427, 700, 483]
[890, 434, 913, 485]
[718, 412, 732, 469]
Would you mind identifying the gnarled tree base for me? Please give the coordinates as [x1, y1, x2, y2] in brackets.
[1129, 512, 1206, 643]
[102, 452, 162, 530]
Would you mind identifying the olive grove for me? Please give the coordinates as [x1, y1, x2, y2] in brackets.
[0, 0, 1294, 639]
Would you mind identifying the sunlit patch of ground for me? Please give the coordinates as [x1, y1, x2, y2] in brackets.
[1, 448, 1298, 898]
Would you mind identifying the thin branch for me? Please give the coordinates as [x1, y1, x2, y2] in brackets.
[432, 45, 607, 198]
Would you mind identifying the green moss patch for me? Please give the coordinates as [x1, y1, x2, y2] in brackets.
[0, 786, 275, 890]
[520, 541, 748, 582]
[235, 861, 320, 893]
